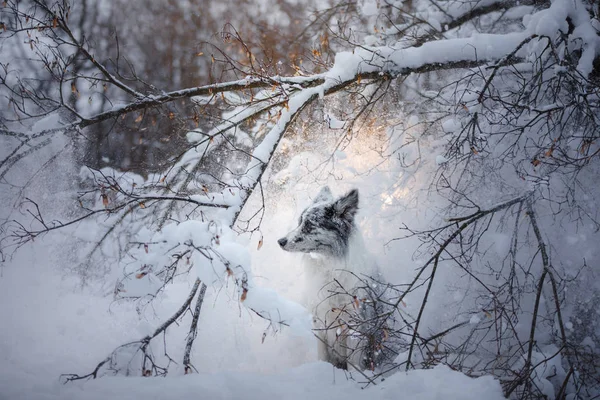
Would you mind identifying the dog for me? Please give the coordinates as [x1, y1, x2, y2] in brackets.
[278, 187, 393, 370]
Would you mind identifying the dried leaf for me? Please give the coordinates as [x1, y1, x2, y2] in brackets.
[168, 112, 175, 120]
[357, 75, 362, 84]
[196, 52, 204, 56]
[283, 101, 289, 111]
[139, 202, 146, 209]
[353, 296, 360, 309]
[101, 193, 108, 207]
[471, 146, 479, 155]
[320, 33, 329, 48]
[544, 145, 554, 158]
[135, 272, 147, 279]
[240, 288, 248, 302]
[531, 158, 541, 167]
[134, 114, 143, 123]
[52, 17, 57, 28]
[160, 175, 166, 183]
[257, 238, 263, 250]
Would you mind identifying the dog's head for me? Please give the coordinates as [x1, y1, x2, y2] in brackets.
[277, 187, 359, 257]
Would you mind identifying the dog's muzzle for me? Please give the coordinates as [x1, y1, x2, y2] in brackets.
[277, 237, 288, 248]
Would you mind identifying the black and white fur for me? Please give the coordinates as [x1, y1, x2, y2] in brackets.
[278, 187, 393, 370]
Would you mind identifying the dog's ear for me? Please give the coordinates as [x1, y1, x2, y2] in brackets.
[313, 186, 334, 203]
[333, 189, 359, 222]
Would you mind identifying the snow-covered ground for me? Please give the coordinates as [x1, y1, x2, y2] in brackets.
[0, 239, 506, 400]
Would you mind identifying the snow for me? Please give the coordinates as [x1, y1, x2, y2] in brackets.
[442, 119, 461, 133]
[436, 155, 449, 165]
[0, 242, 506, 400]
[186, 130, 205, 143]
[0, 361, 506, 400]
[360, 0, 379, 17]
[3, 0, 600, 397]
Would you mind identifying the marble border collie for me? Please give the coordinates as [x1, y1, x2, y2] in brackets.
[278, 187, 389, 370]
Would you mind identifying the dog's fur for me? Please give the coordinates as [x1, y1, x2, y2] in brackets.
[278, 187, 390, 370]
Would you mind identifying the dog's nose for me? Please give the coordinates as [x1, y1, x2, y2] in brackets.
[278, 237, 288, 247]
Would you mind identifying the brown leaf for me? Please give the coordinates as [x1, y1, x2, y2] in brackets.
[134, 114, 143, 123]
[353, 295, 360, 309]
[531, 158, 541, 167]
[135, 272, 147, 279]
[544, 145, 554, 158]
[240, 288, 248, 302]
[257, 238, 263, 250]
[139, 202, 146, 209]
[52, 17, 57, 28]
[196, 52, 204, 56]
[471, 146, 479, 155]
[168, 112, 175, 120]
[320, 33, 329, 48]
[101, 193, 108, 207]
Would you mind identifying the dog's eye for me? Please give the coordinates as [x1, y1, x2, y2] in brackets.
[294, 237, 304, 243]
[302, 221, 313, 233]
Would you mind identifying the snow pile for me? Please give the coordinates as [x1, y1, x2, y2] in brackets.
[119, 220, 312, 336]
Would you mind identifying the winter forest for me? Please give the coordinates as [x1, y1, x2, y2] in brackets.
[0, 0, 599, 399]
